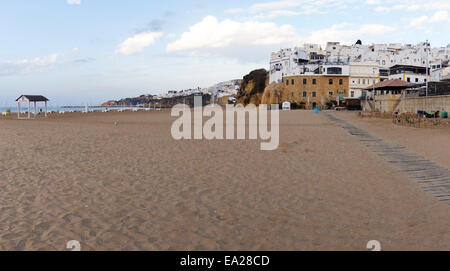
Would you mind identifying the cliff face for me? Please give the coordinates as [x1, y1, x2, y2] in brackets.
[102, 95, 155, 107]
[235, 69, 269, 106]
[261, 82, 287, 105]
[102, 94, 211, 108]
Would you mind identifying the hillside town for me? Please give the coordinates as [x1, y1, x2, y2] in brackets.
[103, 79, 241, 107]
[270, 41, 450, 97]
[266, 41, 450, 114]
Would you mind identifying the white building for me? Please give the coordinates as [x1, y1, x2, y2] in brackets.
[431, 66, 450, 82]
[388, 65, 429, 84]
[269, 48, 309, 83]
[349, 62, 379, 98]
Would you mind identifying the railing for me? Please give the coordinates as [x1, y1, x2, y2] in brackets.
[393, 113, 449, 128]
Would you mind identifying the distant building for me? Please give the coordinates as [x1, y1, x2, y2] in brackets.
[269, 48, 309, 83]
[388, 65, 428, 84]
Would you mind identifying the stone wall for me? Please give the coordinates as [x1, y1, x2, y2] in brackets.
[397, 95, 450, 114]
[361, 94, 401, 113]
[362, 95, 450, 114]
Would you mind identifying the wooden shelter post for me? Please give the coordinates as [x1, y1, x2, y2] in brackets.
[28, 101, 30, 119]
[45, 101, 48, 117]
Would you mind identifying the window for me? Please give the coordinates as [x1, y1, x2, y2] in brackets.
[327, 67, 342, 75]
[351, 91, 355, 98]
[407, 77, 411, 82]
[424, 79, 427, 83]
[415, 78, 419, 82]
[312, 92, 317, 98]
[329, 92, 333, 97]
[303, 91, 307, 97]
[291, 92, 294, 98]
[329, 79, 333, 85]
[312, 79, 316, 85]
[303, 79, 307, 85]
[362, 79, 366, 84]
[286, 80, 289, 86]
[339, 79, 343, 85]
[291, 79, 294, 85]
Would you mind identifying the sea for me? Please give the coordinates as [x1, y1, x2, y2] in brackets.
[0, 106, 141, 113]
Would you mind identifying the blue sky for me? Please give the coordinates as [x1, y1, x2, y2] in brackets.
[1, 0, 449, 105]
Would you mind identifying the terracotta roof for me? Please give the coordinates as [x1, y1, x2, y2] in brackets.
[364, 79, 415, 91]
[16, 95, 49, 102]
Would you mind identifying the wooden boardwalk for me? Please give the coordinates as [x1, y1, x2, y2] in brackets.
[325, 113, 450, 205]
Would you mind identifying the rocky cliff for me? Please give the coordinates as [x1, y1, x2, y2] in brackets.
[235, 69, 269, 106]
[261, 82, 288, 105]
[235, 69, 289, 106]
[102, 94, 211, 108]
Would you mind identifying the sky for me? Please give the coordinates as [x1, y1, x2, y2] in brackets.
[1, 0, 449, 105]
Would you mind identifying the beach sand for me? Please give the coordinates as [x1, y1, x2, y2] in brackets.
[0, 110, 449, 251]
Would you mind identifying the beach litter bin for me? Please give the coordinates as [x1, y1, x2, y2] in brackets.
[442, 111, 448, 119]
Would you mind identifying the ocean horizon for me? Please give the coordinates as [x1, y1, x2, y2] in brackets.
[0, 106, 141, 113]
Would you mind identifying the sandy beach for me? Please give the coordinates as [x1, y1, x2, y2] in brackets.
[0, 110, 449, 251]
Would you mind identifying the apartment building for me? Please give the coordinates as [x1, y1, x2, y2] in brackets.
[282, 74, 349, 109]
[388, 65, 429, 84]
[349, 62, 379, 98]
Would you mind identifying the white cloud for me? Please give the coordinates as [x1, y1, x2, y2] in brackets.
[249, 0, 354, 17]
[306, 23, 397, 45]
[166, 16, 396, 62]
[225, 8, 245, 14]
[166, 16, 300, 51]
[409, 11, 449, 28]
[0, 49, 95, 77]
[67, 0, 81, 5]
[252, 10, 306, 19]
[374, 0, 450, 12]
[0, 54, 60, 76]
[250, 0, 302, 12]
[410, 16, 429, 28]
[430, 10, 449, 22]
[166, 16, 300, 52]
[117, 32, 163, 56]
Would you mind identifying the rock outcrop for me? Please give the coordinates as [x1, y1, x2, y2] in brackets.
[261, 82, 287, 105]
[235, 69, 269, 106]
[102, 94, 211, 108]
[102, 95, 155, 107]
